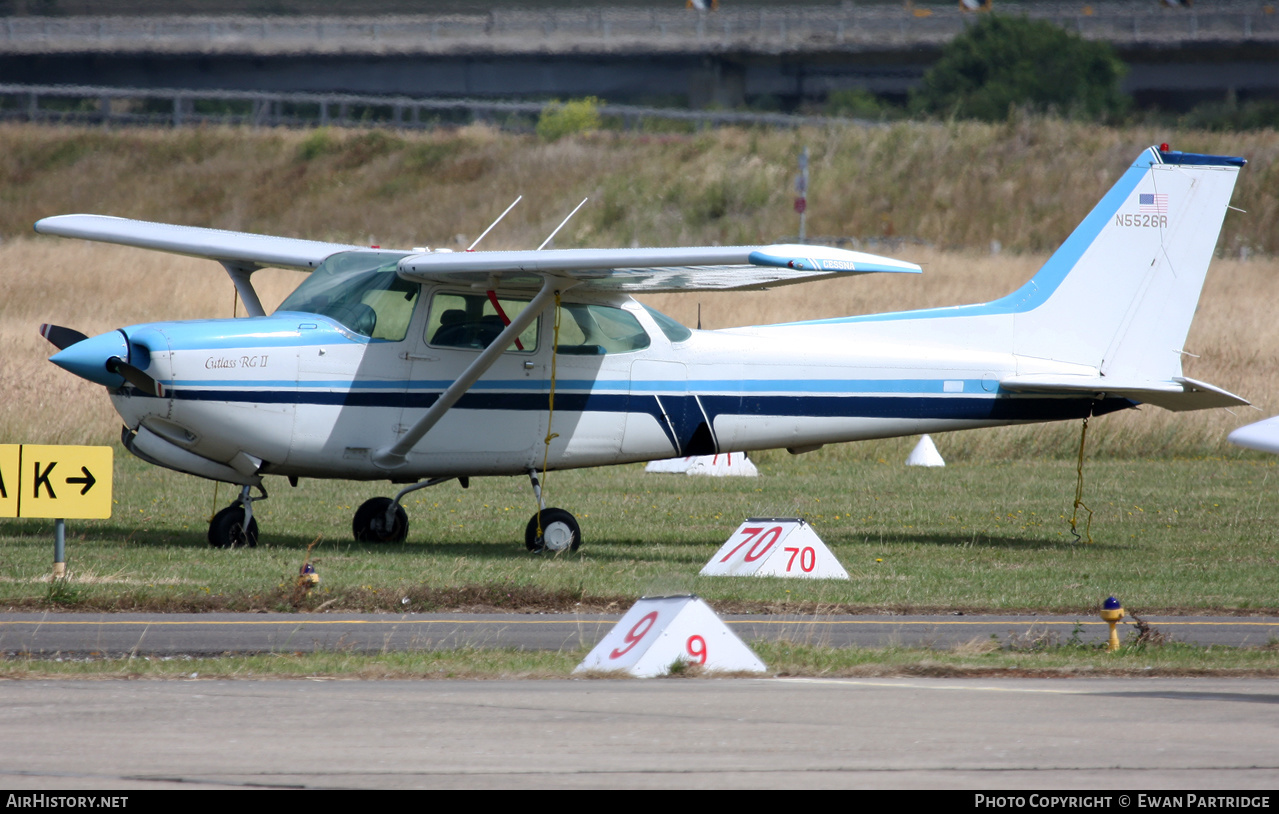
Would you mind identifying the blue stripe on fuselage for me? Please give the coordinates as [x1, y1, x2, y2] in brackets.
[170, 377, 990, 394]
[158, 385, 1131, 424]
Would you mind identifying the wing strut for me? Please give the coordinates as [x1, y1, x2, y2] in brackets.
[372, 276, 572, 469]
[221, 262, 266, 317]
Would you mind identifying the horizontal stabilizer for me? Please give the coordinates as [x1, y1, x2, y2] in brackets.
[34, 214, 364, 272]
[397, 244, 921, 293]
[999, 374, 1248, 412]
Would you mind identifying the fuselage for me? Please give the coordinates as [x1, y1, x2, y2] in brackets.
[101, 281, 1125, 485]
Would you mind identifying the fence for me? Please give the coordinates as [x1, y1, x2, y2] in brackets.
[0, 83, 863, 132]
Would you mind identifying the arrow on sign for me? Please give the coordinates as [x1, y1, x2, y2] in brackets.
[66, 466, 97, 495]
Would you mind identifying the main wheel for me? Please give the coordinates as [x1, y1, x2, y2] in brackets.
[353, 497, 409, 543]
[208, 505, 259, 549]
[525, 508, 581, 553]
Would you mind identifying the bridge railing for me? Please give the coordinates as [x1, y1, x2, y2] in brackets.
[1, 3, 1275, 53]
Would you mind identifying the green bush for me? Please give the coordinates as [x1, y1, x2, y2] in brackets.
[536, 97, 602, 142]
[1179, 98, 1279, 132]
[296, 127, 337, 161]
[827, 88, 900, 121]
[911, 14, 1128, 122]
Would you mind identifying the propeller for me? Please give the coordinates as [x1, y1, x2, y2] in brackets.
[106, 356, 166, 398]
[39, 323, 89, 350]
[43, 324, 168, 397]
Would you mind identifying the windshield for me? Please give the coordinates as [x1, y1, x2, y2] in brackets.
[277, 251, 418, 340]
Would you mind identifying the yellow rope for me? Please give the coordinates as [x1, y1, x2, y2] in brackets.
[536, 292, 563, 539]
[1068, 416, 1094, 544]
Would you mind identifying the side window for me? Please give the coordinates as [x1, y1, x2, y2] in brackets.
[362, 279, 420, 341]
[555, 304, 651, 356]
[426, 292, 539, 352]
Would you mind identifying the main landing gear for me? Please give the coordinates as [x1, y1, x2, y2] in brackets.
[525, 470, 581, 554]
[348, 470, 583, 553]
[208, 484, 265, 549]
[351, 476, 465, 544]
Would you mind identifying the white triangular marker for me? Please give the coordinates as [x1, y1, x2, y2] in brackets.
[645, 452, 758, 476]
[700, 518, 849, 579]
[574, 595, 767, 677]
[906, 434, 945, 467]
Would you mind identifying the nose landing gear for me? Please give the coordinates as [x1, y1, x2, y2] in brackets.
[208, 484, 265, 549]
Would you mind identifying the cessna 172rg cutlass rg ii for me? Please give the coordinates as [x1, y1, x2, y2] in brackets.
[37, 145, 1246, 552]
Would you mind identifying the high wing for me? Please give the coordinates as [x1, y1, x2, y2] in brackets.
[33, 214, 364, 272]
[34, 214, 922, 292]
[396, 244, 921, 292]
[999, 374, 1248, 412]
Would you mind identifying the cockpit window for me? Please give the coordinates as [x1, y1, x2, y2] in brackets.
[276, 251, 418, 340]
[641, 305, 693, 343]
[555, 304, 651, 355]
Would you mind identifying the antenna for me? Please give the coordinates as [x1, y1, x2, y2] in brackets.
[537, 198, 588, 251]
[466, 195, 523, 252]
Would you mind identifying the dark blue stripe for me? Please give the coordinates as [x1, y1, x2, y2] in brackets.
[1159, 150, 1247, 167]
[166, 387, 1132, 423]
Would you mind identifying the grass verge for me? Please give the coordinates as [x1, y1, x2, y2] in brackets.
[3, 450, 1279, 616]
[3, 638, 1277, 680]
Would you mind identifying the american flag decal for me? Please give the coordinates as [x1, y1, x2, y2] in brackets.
[1139, 193, 1169, 213]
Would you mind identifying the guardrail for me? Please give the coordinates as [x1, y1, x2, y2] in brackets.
[0, 83, 865, 131]
[1, 3, 1275, 54]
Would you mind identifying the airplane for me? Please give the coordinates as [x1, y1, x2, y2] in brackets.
[1227, 416, 1279, 455]
[36, 144, 1247, 553]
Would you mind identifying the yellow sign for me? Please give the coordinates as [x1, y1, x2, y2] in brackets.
[0, 445, 18, 518]
[0, 444, 113, 519]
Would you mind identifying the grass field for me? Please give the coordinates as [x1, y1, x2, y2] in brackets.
[3, 450, 1278, 616]
[4, 641, 1278, 681]
[2, 119, 1277, 676]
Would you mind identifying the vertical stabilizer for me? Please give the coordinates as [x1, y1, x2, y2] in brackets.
[1006, 147, 1244, 381]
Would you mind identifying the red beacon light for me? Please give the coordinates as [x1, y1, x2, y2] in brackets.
[1160, 143, 1170, 153]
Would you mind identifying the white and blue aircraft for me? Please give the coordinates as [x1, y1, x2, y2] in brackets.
[37, 145, 1247, 552]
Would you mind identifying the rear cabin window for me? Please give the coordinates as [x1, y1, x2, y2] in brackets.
[426, 292, 539, 352]
[555, 304, 651, 355]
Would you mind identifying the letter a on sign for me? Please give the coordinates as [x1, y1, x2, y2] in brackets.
[574, 595, 767, 678]
[700, 518, 849, 579]
[0, 445, 18, 518]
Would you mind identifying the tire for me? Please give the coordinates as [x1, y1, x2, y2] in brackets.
[525, 508, 581, 553]
[208, 505, 259, 549]
[353, 497, 409, 543]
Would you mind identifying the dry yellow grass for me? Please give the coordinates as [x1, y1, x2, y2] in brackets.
[2, 119, 1274, 455]
[2, 120, 1275, 254]
[4, 239, 1275, 457]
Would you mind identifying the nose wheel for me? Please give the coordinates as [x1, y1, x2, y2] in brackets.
[208, 505, 258, 548]
[208, 484, 264, 549]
